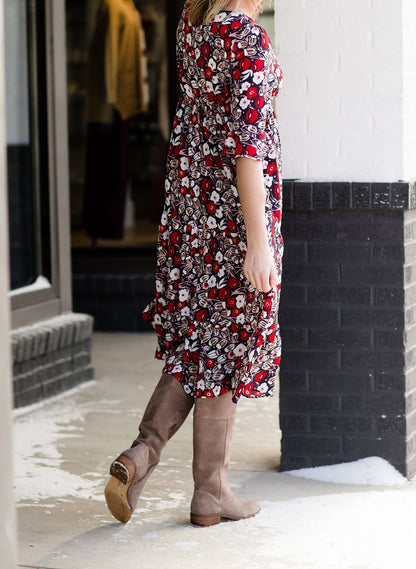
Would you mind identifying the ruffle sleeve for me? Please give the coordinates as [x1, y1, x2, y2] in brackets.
[227, 25, 276, 161]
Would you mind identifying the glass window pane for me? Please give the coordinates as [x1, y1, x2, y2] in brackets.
[67, 0, 168, 249]
[5, 0, 51, 291]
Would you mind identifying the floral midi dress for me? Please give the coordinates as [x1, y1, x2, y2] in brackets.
[142, 6, 284, 403]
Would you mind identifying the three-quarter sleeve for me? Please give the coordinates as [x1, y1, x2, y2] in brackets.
[227, 28, 275, 161]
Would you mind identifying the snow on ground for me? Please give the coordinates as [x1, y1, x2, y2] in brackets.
[286, 456, 407, 486]
[13, 377, 416, 569]
[13, 382, 407, 505]
[83, 489, 416, 569]
[13, 383, 106, 504]
[246, 490, 416, 569]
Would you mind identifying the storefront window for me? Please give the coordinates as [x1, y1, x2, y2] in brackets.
[67, 0, 169, 249]
[5, 0, 51, 291]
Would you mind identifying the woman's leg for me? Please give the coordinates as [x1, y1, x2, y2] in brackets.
[190, 390, 261, 526]
[105, 372, 194, 522]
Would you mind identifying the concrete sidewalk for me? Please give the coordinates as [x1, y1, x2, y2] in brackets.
[14, 333, 416, 569]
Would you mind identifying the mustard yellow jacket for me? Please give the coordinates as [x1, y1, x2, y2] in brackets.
[86, 0, 148, 122]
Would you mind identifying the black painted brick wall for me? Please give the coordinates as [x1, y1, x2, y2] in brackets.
[279, 207, 408, 475]
[73, 273, 155, 332]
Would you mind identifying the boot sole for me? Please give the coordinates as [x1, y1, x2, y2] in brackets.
[104, 455, 136, 523]
[190, 510, 259, 527]
[190, 513, 221, 526]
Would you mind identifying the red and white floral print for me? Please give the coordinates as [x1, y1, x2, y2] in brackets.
[142, 7, 284, 403]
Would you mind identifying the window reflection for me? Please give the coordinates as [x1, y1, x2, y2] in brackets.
[67, 0, 169, 248]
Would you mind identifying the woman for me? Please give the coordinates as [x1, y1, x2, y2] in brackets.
[104, 0, 284, 527]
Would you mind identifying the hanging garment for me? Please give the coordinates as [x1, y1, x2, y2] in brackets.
[83, 0, 148, 239]
[142, 8, 284, 403]
[85, 0, 149, 124]
[83, 108, 131, 239]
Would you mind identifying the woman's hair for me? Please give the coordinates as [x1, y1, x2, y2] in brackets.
[187, 1, 271, 25]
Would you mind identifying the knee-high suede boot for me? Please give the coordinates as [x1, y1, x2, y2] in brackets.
[190, 390, 261, 526]
[105, 372, 194, 523]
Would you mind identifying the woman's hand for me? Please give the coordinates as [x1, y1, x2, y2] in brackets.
[243, 243, 278, 292]
[235, 156, 277, 292]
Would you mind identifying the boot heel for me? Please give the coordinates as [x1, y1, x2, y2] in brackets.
[105, 455, 136, 523]
[109, 455, 135, 485]
[190, 513, 221, 526]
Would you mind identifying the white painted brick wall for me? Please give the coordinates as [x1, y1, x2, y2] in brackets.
[403, 0, 416, 181]
[275, 0, 411, 182]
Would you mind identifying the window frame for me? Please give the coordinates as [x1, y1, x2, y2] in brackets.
[9, 0, 72, 328]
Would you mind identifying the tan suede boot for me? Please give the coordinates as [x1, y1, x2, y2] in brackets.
[105, 372, 194, 523]
[190, 390, 261, 526]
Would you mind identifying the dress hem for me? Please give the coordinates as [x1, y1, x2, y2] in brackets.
[151, 338, 277, 404]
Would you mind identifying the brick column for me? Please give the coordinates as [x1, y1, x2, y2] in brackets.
[278, 180, 416, 478]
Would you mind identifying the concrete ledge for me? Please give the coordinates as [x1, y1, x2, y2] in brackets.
[11, 313, 94, 408]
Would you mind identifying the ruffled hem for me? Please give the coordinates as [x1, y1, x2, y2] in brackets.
[141, 293, 281, 404]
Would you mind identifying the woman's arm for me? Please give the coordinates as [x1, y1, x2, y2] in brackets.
[236, 156, 278, 293]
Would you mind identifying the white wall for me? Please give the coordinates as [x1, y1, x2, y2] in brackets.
[402, 0, 416, 181]
[0, 0, 18, 566]
[275, 0, 409, 182]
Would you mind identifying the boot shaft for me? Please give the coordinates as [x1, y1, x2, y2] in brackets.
[132, 372, 194, 460]
[190, 391, 261, 525]
[192, 391, 237, 500]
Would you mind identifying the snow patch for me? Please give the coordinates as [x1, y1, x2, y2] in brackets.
[9, 274, 51, 296]
[285, 456, 407, 486]
[13, 388, 111, 504]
